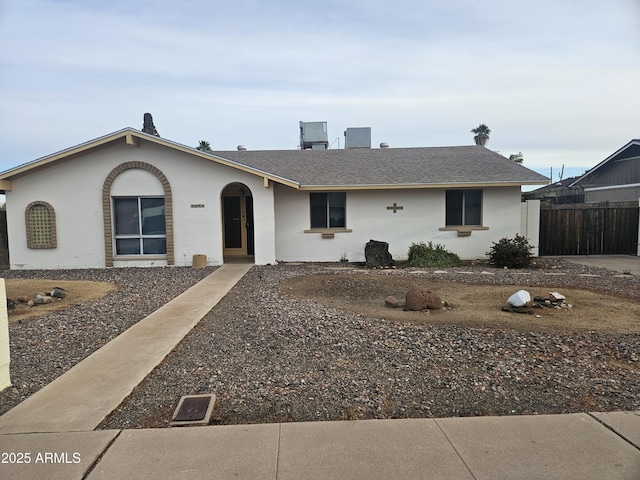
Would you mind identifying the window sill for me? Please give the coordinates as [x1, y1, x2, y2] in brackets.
[439, 226, 489, 237]
[114, 255, 168, 260]
[304, 228, 352, 239]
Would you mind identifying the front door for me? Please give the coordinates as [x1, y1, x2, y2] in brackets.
[222, 186, 254, 258]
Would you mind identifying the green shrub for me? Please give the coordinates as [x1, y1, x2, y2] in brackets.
[407, 241, 463, 268]
[487, 234, 533, 268]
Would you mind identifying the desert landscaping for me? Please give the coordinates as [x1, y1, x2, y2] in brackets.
[1, 259, 638, 429]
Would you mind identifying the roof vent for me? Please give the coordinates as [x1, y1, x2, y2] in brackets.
[237, 145, 247, 151]
[299, 121, 328, 150]
[380, 142, 390, 149]
[344, 127, 372, 149]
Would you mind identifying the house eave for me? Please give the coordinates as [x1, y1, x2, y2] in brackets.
[297, 181, 548, 191]
[583, 182, 640, 192]
[0, 128, 134, 180]
[0, 128, 302, 189]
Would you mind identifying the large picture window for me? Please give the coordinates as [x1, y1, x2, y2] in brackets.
[113, 197, 166, 255]
[310, 192, 346, 229]
[445, 189, 482, 226]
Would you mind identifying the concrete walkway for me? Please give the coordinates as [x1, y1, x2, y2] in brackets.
[1, 259, 639, 479]
[557, 254, 640, 275]
[0, 413, 639, 479]
[0, 262, 252, 434]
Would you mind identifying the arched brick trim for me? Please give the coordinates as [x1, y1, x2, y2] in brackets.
[102, 162, 174, 267]
[25, 201, 57, 249]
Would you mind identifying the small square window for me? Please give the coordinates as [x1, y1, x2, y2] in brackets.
[446, 189, 482, 226]
[310, 192, 346, 229]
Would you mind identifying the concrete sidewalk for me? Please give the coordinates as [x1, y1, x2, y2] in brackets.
[0, 413, 639, 480]
[557, 254, 640, 275]
[0, 262, 252, 434]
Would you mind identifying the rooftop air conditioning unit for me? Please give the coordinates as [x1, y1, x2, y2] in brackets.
[300, 121, 328, 150]
[344, 127, 371, 149]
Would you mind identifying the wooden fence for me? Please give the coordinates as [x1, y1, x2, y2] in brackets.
[539, 202, 639, 256]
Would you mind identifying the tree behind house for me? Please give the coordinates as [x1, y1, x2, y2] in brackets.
[196, 140, 212, 152]
[509, 152, 524, 164]
[471, 124, 491, 146]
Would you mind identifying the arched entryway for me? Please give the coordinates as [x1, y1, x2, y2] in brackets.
[221, 183, 254, 260]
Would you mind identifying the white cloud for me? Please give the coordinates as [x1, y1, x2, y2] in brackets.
[0, 0, 638, 173]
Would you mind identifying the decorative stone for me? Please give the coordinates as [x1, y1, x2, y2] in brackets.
[34, 295, 53, 305]
[385, 296, 399, 308]
[548, 291, 565, 303]
[364, 240, 394, 268]
[51, 288, 67, 299]
[507, 290, 531, 307]
[405, 285, 442, 311]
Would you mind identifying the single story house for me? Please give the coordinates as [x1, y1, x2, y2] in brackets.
[0, 127, 548, 269]
[569, 139, 640, 203]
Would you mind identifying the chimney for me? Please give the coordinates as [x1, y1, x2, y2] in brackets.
[142, 113, 160, 137]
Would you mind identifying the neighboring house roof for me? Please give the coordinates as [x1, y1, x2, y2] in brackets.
[569, 139, 640, 187]
[0, 128, 549, 191]
[525, 175, 582, 194]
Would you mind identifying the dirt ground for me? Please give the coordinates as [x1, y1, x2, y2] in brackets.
[4, 271, 638, 334]
[283, 274, 640, 334]
[5, 279, 117, 323]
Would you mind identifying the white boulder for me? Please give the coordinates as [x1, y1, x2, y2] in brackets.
[507, 290, 531, 307]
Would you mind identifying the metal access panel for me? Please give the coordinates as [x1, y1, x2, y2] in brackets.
[345, 127, 371, 149]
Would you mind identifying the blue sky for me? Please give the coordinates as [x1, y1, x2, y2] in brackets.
[1, 0, 639, 182]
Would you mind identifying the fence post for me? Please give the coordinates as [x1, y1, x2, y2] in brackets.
[637, 198, 640, 256]
[0, 279, 10, 391]
[521, 200, 541, 257]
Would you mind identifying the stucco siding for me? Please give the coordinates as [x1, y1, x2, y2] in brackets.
[274, 186, 525, 262]
[6, 141, 276, 269]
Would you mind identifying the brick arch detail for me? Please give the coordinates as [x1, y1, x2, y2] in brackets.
[102, 161, 174, 267]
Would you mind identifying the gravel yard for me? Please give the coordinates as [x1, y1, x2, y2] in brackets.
[0, 266, 217, 416]
[95, 259, 640, 428]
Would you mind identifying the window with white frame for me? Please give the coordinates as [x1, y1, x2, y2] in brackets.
[445, 189, 482, 226]
[113, 197, 166, 255]
[310, 192, 346, 229]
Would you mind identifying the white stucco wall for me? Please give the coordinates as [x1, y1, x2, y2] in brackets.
[274, 186, 526, 262]
[6, 141, 276, 269]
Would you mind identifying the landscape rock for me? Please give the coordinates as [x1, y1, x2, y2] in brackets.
[51, 288, 67, 299]
[385, 296, 400, 308]
[34, 295, 53, 305]
[405, 285, 442, 311]
[365, 240, 394, 268]
[548, 291, 565, 303]
[507, 290, 531, 307]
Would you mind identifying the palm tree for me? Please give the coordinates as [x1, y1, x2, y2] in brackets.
[471, 124, 491, 147]
[196, 140, 212, 152]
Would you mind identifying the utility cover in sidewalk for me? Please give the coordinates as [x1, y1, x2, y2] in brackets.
[170, 394, 216, 426]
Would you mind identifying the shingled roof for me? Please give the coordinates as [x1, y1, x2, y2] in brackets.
[0, 128, 549, 191]
[211, 145, 549, 189]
